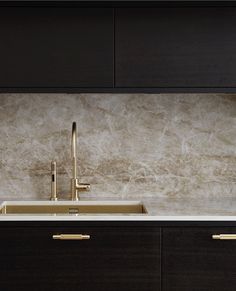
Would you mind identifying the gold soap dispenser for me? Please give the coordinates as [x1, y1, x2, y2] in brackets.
[50, 161, 58, 201]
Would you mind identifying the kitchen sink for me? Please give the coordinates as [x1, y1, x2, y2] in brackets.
[0, 201, 147, 215]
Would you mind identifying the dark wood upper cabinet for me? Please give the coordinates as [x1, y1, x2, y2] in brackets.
[115, 7, 236, 89]
[1, 4, 236, 92]
[0, 7, 113, 89]
[163, 227, 236, 291]
[0, 225, 161, 291]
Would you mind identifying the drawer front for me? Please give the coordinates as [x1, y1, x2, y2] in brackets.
[0, 7, 113, 88]
[116, 7, 236, 88]
[163, 227, 236, 291]
[0, 226, 160, 291]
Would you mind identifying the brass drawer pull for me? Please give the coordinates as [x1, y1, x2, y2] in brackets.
[212, 234, 236, 240]
[53, 234, 90, 240]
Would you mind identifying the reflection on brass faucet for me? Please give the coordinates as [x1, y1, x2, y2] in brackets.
[71, 122, 90, 201]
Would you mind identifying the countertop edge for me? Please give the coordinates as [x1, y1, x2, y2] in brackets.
[1, 215, 236, 221]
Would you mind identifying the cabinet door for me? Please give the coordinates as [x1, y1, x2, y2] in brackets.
[163, 227, 236, 291]
[0, 226, 160, 291]
[116, 7, 236, 88]
[0, 7, 113, 88]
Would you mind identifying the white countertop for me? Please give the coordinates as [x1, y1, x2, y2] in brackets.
[1, 215, 236, 221]
[1, 198, 236, 221]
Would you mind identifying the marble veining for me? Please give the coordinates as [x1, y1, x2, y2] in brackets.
[0, 94, 236, 210]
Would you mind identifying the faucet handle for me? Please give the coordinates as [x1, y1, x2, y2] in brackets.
[77, 183, 90, 192]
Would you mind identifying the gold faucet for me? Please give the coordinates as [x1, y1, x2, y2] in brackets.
[71, 122, 90, 200]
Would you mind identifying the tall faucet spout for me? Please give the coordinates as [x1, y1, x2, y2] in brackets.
[71, 122, 90, 201]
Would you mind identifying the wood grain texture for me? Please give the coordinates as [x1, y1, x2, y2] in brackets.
[0, 226, 161, 291]
[116, 7, 236, 88]
[163, 227, 236, 291]
[0, 7, 113, 88]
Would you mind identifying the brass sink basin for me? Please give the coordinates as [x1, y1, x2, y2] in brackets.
[0, 201, 147, 215]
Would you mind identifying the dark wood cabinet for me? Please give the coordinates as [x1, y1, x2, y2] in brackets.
[0, 225, 161, 291]
[163, 227, 236, 291]
[1, 3, 236, 92]
[0, 7, 113, 89]
[3, 223, 236, 290]
[116, 7, 236, 89]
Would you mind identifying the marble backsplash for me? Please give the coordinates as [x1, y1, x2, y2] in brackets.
[0, 94, 235, 203]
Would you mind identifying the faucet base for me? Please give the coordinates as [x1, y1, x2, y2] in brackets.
[50, 197, 58, 201]
[71, 178, 90, 201]
[71, 178, 79, 201]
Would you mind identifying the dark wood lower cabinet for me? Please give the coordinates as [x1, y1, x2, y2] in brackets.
[3, 224, 236, 291]
[0, 225, 161, 291]
[163, 227, 236, 291]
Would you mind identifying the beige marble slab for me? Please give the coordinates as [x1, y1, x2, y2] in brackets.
[0, 94, 236, 213]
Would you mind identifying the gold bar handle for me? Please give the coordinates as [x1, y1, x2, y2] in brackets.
[53, 234, 90, 240]
[212, 234, 236, 240]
